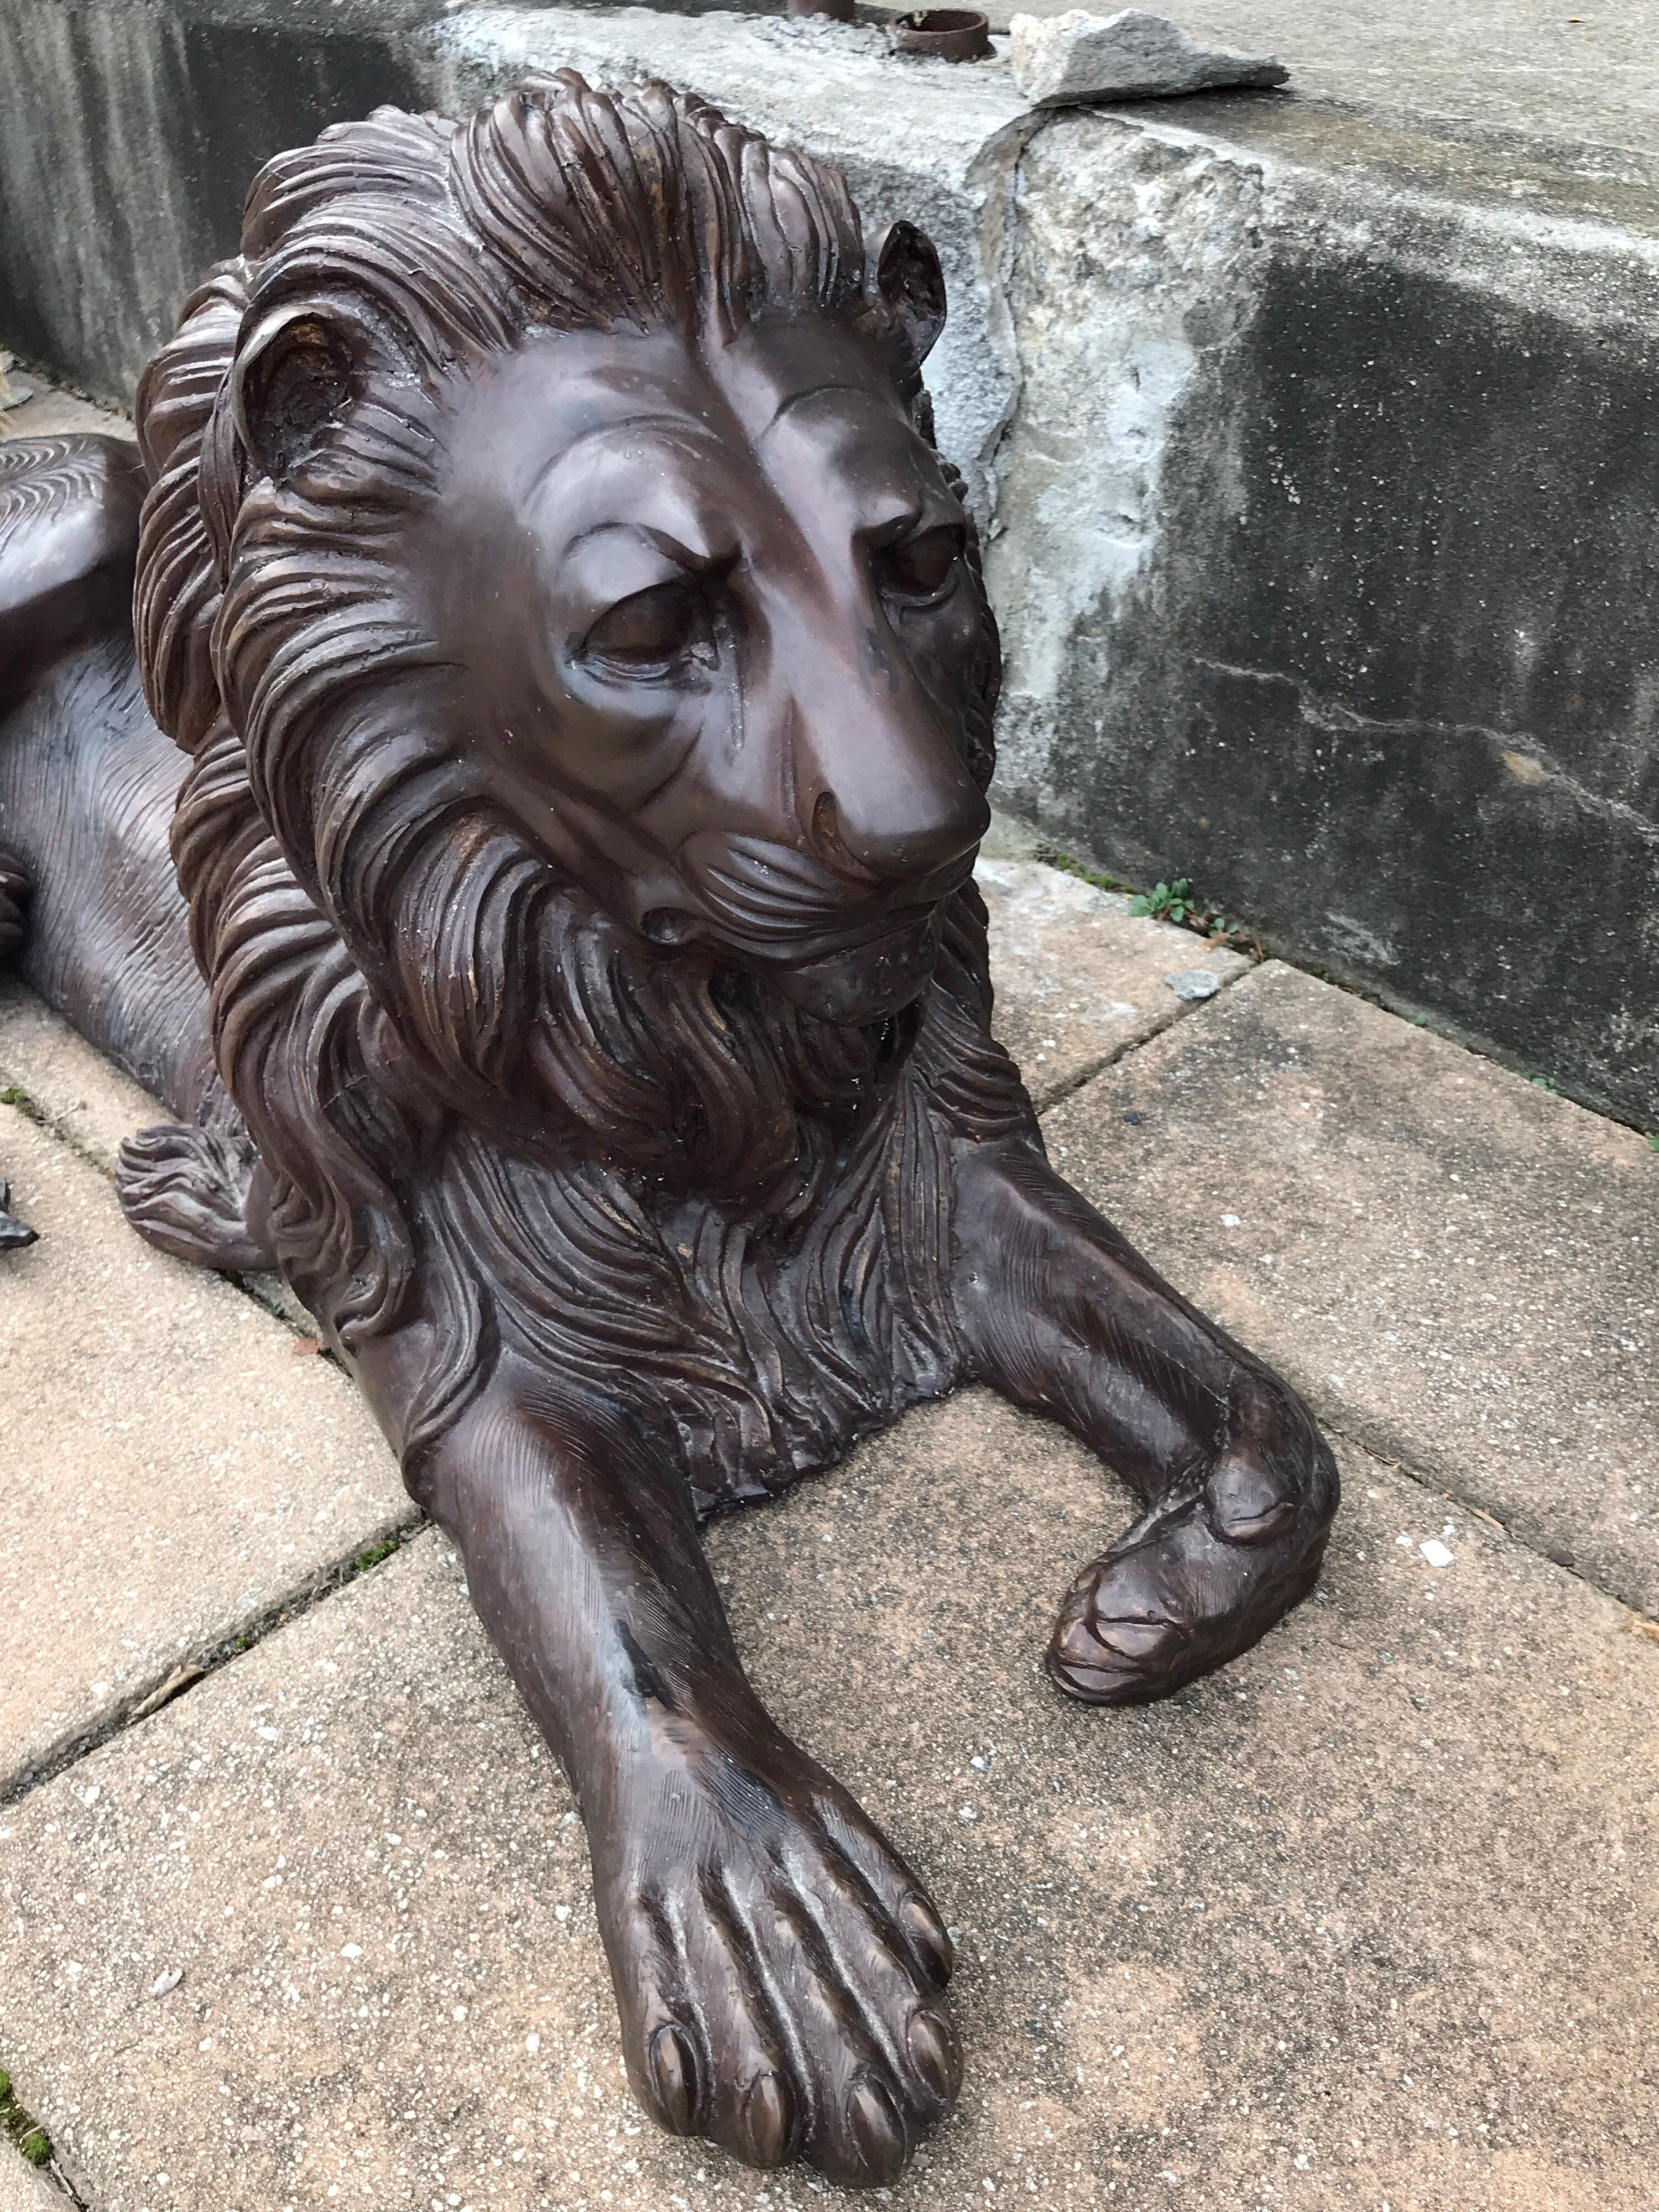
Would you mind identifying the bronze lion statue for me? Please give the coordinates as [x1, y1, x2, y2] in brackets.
[0, 73, 1337, 2188]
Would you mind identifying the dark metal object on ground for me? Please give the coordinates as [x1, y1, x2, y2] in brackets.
[893, 8, 993, 59]
[0, 1178, 37, 1249]
[0, 71, 1338, 2189]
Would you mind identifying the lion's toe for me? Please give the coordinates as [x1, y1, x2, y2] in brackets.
[603, 1764, 956, 2188]
[117, 1121, 275, 1272]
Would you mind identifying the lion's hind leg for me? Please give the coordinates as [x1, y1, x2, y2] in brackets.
[117, 1121, 278, 1273]
[0, 434, 144, 717]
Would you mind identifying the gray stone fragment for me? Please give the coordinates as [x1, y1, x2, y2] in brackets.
[1165, 967, 1223, 1000]
[1008, 9, 1288, 108]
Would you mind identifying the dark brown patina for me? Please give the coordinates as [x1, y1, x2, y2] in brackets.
[0, 74, 1337, 2189]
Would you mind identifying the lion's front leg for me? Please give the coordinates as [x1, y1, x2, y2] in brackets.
[404, 1358, 959, 2188]
[951, 1137, 1338, 1704]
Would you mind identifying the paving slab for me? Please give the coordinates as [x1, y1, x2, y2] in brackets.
[0, 1101, 409, 1796]
[3, 1391, 1656, 2211]
[1042, 959, 1659, 1617]
[0, 374, 127, 443]
[978, 859, 1248, 1108]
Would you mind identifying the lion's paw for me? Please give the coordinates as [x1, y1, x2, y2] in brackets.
[117, 1122, 275, 1272]
[599, 1741, 957, 2187]
[1048, 1436, 1337, 1705]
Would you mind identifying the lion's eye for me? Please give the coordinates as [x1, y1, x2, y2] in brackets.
[582, 580, 713, 676]
[875, 525, 963, 606]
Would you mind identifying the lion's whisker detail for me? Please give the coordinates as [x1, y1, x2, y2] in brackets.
[0, 66, 1337, 2193]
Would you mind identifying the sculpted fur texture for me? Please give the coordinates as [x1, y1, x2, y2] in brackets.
[0, 73, 1337, 2187]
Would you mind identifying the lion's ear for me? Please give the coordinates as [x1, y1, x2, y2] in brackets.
[231, 306, 362, 486]
[872, 222, 947, 367]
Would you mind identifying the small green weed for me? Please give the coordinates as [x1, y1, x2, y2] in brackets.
[1648, 1132, 1659, 1154]
[1531, 1075, 1561, 1093]
[1129, 877, 1199, 925]
[356, 1536, 398, 1572]
[0, 2065, 52, 2167]
[1125, 876, 1261, 956]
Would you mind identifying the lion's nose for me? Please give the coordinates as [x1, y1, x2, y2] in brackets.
[806, 768, 988, 884]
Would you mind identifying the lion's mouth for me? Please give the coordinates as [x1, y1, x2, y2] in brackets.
[675, 833, 973, 967]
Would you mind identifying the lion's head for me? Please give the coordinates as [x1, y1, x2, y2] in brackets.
[132, 72, 1013, 1394]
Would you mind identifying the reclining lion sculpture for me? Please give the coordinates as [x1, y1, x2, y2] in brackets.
[0, 73, 1337, 2188]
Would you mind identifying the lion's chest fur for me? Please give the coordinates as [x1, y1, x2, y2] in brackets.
[429, 1053, 971, 1512]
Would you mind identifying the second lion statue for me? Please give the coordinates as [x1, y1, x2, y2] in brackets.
[0, 73, 1337, 2188]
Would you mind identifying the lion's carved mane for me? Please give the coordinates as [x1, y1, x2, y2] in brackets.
[134, 74, 1030, 1505]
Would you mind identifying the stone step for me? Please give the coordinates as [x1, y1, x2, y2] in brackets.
[2, 1393, 1655, 2209]
[1042, 959, 1659, 1617]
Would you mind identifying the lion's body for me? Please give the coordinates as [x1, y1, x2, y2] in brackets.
[0, 639, 217, 1110]
[0, 439, 217, 1120]
[0, 526, 1025, 1516]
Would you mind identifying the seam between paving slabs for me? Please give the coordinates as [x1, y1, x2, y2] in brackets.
[0, 1520, 427, 1814]
[1292, 1416, 1659, 1647]
[1021, 831, 1659, 1138]
[1030, 956, 1254, 1116]
[1, 2124, 90, 2212]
